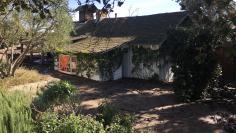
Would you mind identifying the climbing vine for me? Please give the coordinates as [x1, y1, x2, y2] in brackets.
[76, 49, 123, 80]
[132, 46, 160, 67]
[131, 46, 169, 80]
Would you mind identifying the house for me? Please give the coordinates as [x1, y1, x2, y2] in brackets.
[55, 6, 188, 82]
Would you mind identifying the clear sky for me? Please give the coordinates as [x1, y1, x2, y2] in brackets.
[69, 0, 181, 21]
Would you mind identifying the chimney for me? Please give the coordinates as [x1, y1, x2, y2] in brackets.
[115, 13, 117, 18]
[96, 9, 108, 22]
[77, 4, 97, 23]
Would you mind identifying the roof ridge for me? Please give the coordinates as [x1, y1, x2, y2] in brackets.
[100, 11, 188, 20]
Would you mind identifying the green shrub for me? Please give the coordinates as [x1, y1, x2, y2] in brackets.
[36, 112, 59, 133]
[0, 90, 34, 133]
[107, 123, 131, 133]
[97, 103, 134, 133]
[97, 103, 119, 126]
[106, 114, 134, 133]
[34, 84, 134, 133]
[37, 112, 105, 133]
[164, 27, 220, 102]
[35, 81, 77, 110]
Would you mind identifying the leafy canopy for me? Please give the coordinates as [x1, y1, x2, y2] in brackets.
[176, 0, 236, 48]
[0, 0, 73, 77]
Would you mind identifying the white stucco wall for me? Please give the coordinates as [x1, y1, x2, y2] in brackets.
[158, 59, 174, 82]
[130, 48, 174, 82]
[55, 47, 174, 82]
[113, 65, 122, 80]
[78, 71, 102, 81]
[76, 66, 122, 81]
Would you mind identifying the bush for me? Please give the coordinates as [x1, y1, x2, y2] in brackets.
[97, 103, 119, 126]
[35, 81, 77, 110]
[106, 114, 134, 133]
[96, 103, 134, 133]
[37, 112, 105, 133]
[0, 90, 34, 133]
[107, 123, 130, 133]
[33, 83, 134, 133]
[164, 27, 220, 102]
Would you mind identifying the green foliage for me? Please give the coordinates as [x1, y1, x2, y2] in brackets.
[77, 0, 124, 13]
[43, 1, 74, 52]
[206, 65, 236, 101]
[37, 112, 105, 133]
[76, 53, 98, 78]
[0, 63, 8, 78]
[165, 27, 220, 101]
[106, 114, 134, 133]
[132, 47, 160, 66]
[132, 46, 161, 80]
[107, 123, 131, 133]
[0, 0, 73, 78]
[36, 112, 59, 133]
[0, 90, 34, 133]
[0, 83, 134, 133]
[35, 81, 77, 110]
[0, 0, 54, 19]
[176, 0, 236, 49]
[97, 103, 134, 133]
[97, 103, 119, 126]
[76, 49, 123, 80]
[35, 89, 134, 133]
[36, 103, 134, 133]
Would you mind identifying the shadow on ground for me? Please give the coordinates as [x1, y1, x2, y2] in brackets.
[39, 70, 233, 133]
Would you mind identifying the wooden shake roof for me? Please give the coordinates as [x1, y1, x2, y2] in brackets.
[68, 11, 188, 53]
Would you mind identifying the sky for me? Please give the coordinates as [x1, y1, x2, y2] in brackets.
[69, 0, 181, 21]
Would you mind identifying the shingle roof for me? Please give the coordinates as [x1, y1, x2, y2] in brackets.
[67, 37, 133, 53]
[71, 11, 188, 53]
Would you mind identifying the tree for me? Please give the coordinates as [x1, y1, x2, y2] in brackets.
[167, 0, 236, 101]
[0, 0, 53, 19]
[76, 0, 125, 12]
[164, 27, 220, 101]
[0, 0, 73, 78]
[176, 0, 236, 48]
[177, 0, 236, 81]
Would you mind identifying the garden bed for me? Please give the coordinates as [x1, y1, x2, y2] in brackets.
[57, 74, 233, 133]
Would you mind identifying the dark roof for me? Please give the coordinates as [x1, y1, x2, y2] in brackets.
[70, 11, 188, 53]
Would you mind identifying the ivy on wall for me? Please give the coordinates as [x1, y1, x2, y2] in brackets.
[132, 46, 160, 67]
[76, 49, 123, 80]
[132, 46, 168, 80]
[56, 45, 170, 81]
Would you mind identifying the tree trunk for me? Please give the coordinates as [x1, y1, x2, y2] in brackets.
[216, 47, 236, 83]
[3, 45, 31, 78]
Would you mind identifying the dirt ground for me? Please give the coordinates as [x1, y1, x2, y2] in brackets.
[47, 71, 234, 133]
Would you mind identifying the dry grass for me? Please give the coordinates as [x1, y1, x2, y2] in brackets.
[0, 67, 51, 89]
